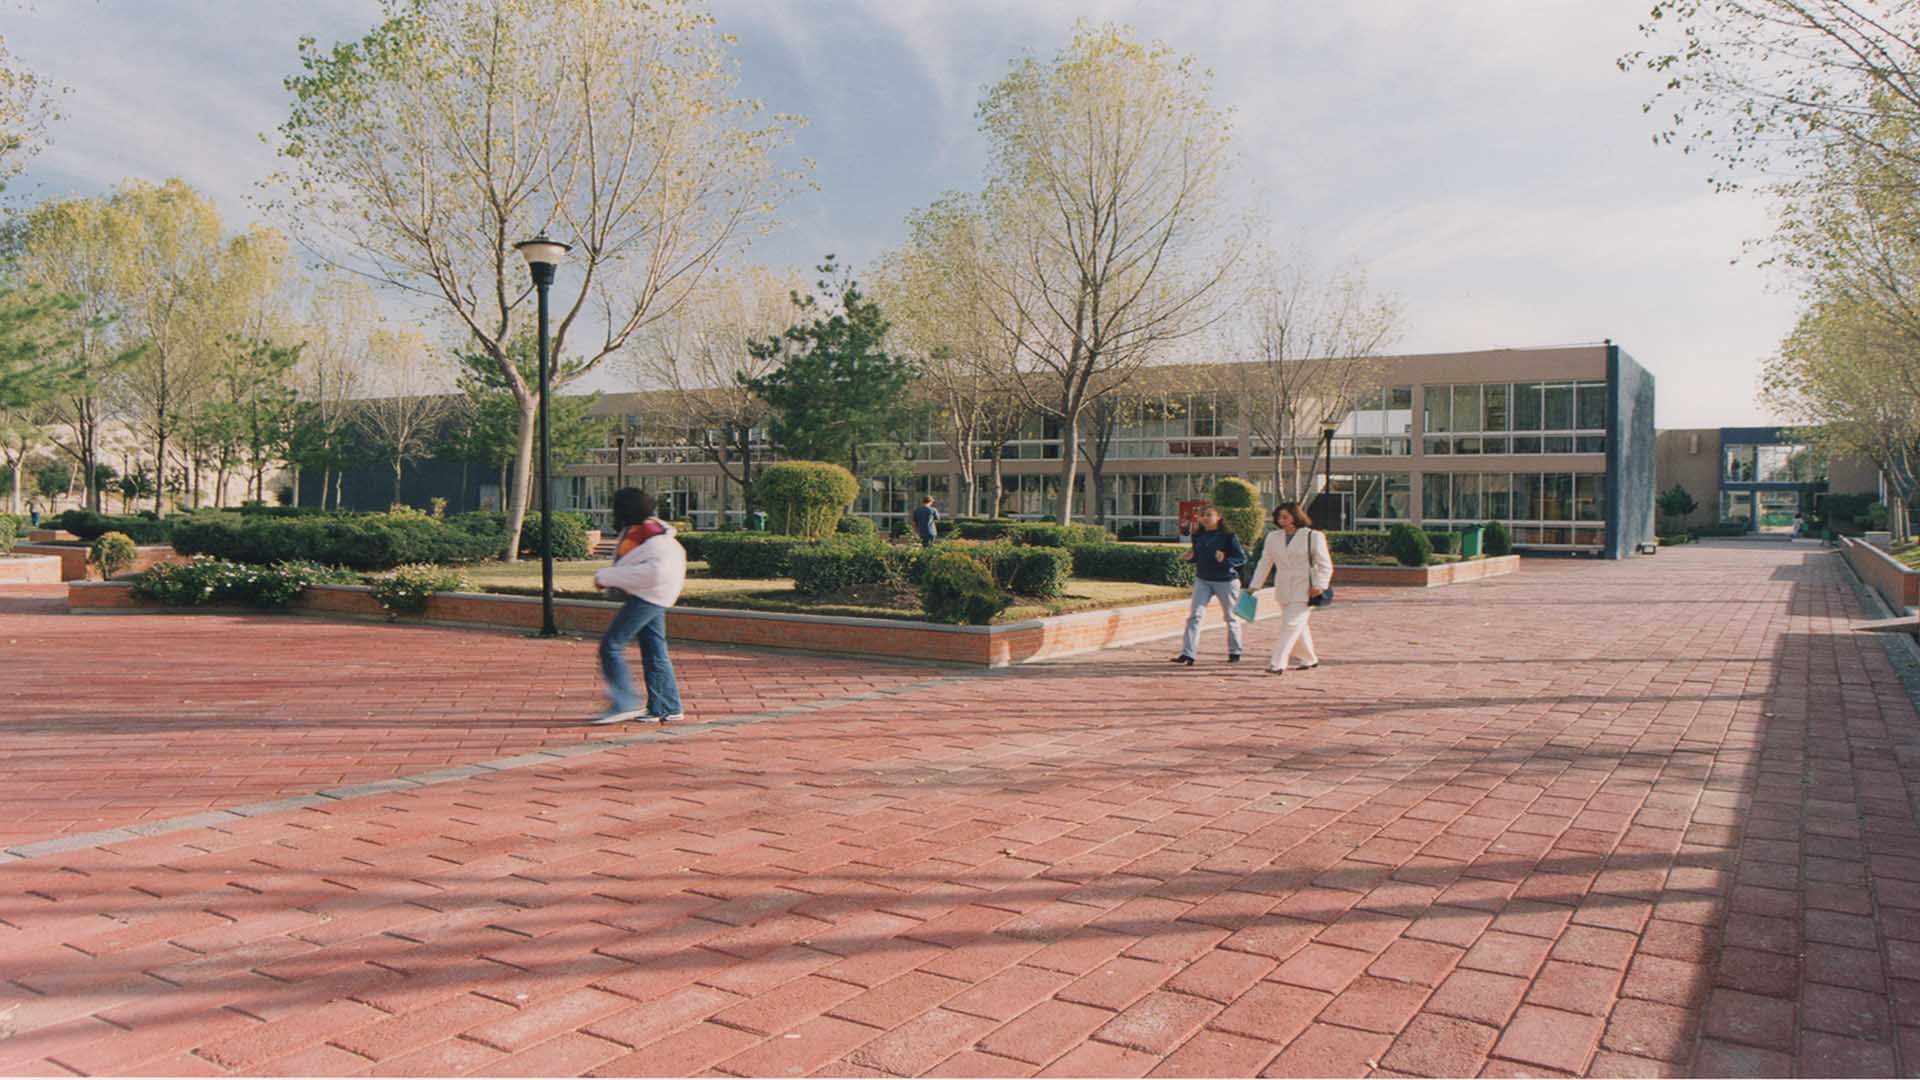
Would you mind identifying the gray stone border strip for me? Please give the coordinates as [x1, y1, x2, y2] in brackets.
[0, 672, 979, 866]
[1834, 545, 1920, 710]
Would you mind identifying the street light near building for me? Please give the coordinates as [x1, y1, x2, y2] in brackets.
[515, 234, 572, 638]
[1320, 416, 1341, 529]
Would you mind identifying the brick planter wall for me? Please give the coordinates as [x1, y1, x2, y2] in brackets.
[0, 554, 62, 585]
[1841, 537, 1920, 612]
[25, 529, 77, 542]
[70, 556, 1522, 666]
[1332, 555, 1522, 588]
[12, 543, 186, 582]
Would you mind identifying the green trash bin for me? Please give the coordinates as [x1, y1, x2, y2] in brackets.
[748, 510, 768, 532]
[1457, 525, 1485, 558]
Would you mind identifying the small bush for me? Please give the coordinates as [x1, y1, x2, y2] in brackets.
[751, 461, 860, 538]
[1068, 542, 1195, 586]
[56, 509, 169, 543]
[1482, 520, 1513, 556]
[1210, 478, 1265, 549]
[835, 515, 878, 537]
[89, 532, 139, 578]
[368, 564, 470, 614]
[1425, 529, 1461, 556]
[1324, 530, 1394, 558]
[996, 544, 1073, 599]
[172, 513, 496, 569]
[1388, 522, 1433, 567]
[920, 550, 1010, 625]
[133, 558, 327, 609]
[1657, 533, 1692, 546]
[446, 510, 590, 560]
[0, 512, 20, 554]
[699, 533, 807, 578]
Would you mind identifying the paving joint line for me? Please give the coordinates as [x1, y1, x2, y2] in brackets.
[0, 670, 982, 865]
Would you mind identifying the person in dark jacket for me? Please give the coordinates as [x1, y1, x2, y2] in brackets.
[910, 495, 940, 546]
[1171, 504, 1247, 665]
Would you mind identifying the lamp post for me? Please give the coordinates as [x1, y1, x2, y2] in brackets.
[516, 234, 572, 638]
[1320, 417, 1341, 529]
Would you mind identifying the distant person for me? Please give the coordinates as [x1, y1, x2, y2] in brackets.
[1171, 504, 1247, 665]
[1246, 501, 1334, 675]
[590, 488, 686, 725]
[911, 495, 940, 546]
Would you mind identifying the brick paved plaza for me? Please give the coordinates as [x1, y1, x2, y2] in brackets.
[1, 543, 1917, 1077]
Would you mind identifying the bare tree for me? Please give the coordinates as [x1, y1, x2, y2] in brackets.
[1227, 258, 1402, 503]
[972, 25, 1245, 524]
[270, 0, 804, 558]
[355, 328, 450, 506]
[635, 266, 798, 517]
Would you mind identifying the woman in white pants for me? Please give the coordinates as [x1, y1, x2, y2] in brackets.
[1246, 501, 1333, 674]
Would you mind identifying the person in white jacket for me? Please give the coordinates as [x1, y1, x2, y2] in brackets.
[1245, 501, 1333, 675]
[589, 489, 688, 725]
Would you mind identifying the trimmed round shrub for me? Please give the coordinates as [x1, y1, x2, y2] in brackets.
[835, 515, 878, 538]
[0, 512, 20, 554]
[1425, 529, 1462, 556]
[969, 542, 1072, 599]
[1387, 522, 1433, 567]
[699, 533, 807, 578]
[920, 550, 1011, 625]
[1067, 542, 1195, 587]
[1210, 477, 1266, 549]
[1482, 520, 1513, 556]
[89, 531, 139, 578]
[751, 462, 859, 539]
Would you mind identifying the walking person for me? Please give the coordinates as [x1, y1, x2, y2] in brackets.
[590, 488, 687, 725]
[1246, 501, 1333, 675]
[1171, 504, 1247, 665]
[911, 495, 940, 546]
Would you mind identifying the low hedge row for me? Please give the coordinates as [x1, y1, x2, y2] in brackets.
[56, 509, 171, 544]
[132, 558, 358, 609]
[170, 514, 498, 570]
[783, 538, 1075, 600]
[699, 533, 807, 578]
[1066, 542, 1195, 587]
[447, 511, 591, 561]
[949, 518, 1110, 547]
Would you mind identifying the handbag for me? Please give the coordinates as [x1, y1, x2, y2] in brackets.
[1307, 529, 1333, 607]
[1235, 590, 1258, 621]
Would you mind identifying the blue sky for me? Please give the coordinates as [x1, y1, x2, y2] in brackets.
[8, 0, 1786, 427]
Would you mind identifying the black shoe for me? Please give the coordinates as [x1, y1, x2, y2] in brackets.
[1170, 655, 1195, 666]
[1228, 654, 1242, 663]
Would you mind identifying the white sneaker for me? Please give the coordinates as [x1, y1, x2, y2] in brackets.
[588, 708, 650, 726]
[654, 713, 685, 724]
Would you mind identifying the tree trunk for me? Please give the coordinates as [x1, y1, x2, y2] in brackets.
[154, 431, 167, 516]
[1056, 413, 1081, 525]
[501, 396, 538, 563]
[392, 455, 404, 506]
[7, 459, 19, 515]
[291, 464, 300, 508]
[989, 449, 1005, 519]
[334, 471, 343, 509]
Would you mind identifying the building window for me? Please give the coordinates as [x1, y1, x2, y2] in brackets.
[1423, 474, 1451, 521]
[1721, 490, 1753, 524]
[1423, 381, 1605, 456]
[1724, 444, 1756, 482]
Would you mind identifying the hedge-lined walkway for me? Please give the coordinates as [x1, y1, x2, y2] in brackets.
[2, 543, 1918, 1076]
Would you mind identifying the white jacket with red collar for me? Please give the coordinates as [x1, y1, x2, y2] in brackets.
[593, 521, 687, 606]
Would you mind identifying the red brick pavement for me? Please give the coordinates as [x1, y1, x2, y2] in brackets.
[0, 594, 950, 849]
[1, 542, 1917, 1077]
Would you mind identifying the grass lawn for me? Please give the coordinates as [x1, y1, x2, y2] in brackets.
[1893, 542, 1920, 570]
[461, 557, 1186, 624]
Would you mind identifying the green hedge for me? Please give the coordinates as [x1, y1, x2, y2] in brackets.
[132, 558, 355, 609]
[1425, 529, 1462, 556]
[788, 539, 916, 595]
[1692, 522, 1752, 538]
[699, 533, 807, 578]
[1067, 542, 1195, 587]
[0, 513, 19, 554]
[446, 511, 591, 560]
[950, 519, 1110, 546]
[170, 513, 496, 570]
[1823, 492, 1877, 523]
[1210, 477, 1265, 550]
[835, 515, 878, 538]
[56, 509, 172, 544]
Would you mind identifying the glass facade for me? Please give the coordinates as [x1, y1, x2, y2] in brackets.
[1424, 380, 1608, 456]
[1419, 471, 1608, 548]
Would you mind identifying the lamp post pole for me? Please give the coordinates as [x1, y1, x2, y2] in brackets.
[516, 235, 572, 639]
[1320, 418, 1340, 529]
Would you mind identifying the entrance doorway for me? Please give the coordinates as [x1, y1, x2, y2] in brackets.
[1757, 490, 1800, 533]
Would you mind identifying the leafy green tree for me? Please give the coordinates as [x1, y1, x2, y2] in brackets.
[745, 260, 922, 479]
[1656, 484, 1699, 534]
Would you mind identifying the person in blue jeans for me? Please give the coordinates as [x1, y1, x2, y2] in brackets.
[1172, 504, 1247, 665]
[590, 488, 688, 725]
